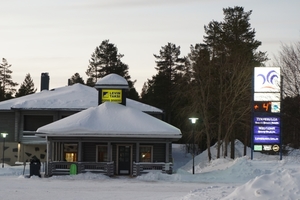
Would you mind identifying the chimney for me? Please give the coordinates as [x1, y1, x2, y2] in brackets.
[41, 73, 50, 91]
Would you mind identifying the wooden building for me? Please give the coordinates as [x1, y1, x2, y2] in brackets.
[0, 73, 182, 176]
[36, 101, 181, 176]
[0, 74, 165, 167]
[36, 74, 181, 176]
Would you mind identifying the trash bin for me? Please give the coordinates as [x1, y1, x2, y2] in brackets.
[30, 157, 41, 177]
[70, 164, 77, 175]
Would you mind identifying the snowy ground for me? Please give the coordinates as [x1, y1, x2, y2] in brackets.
[1, 141, 300, 200]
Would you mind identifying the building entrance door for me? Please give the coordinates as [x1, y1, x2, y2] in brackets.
[118, 145, 131, 175]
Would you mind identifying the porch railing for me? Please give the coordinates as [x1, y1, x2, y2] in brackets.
[47, 161, 114, 177]
[47, 161, 171, 177]
[132, 162, 173, 176]
[78, 162, 114, 176]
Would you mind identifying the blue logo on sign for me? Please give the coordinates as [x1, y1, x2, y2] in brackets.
[257, 70, 279, 90]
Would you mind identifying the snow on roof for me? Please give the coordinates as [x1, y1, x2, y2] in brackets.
[36, 102, 181, 138]
[95, 73, 129, 89]
[0, 83, 162, 113]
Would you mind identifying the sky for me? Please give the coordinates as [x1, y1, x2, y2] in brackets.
[1, 0, 300, 94]
[1, 141, 300, 199]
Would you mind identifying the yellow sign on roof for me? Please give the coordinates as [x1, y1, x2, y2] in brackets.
[102, 89, 122, 103]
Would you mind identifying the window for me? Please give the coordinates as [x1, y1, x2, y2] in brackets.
[64, 152, 77, 162]
[63, 143, 78, 162]
[23, 115, 53, 131]
[97, 145, 108, 162]
[139, 146, 153, 162]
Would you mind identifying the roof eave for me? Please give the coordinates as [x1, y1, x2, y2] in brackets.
[36, 133, 182, 139]
[10, 107, 86, 111]
[94, 84, 129, 89]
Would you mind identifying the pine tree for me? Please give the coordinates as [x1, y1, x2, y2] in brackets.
[0, 82, 4, 101]
[86, 40, 139, 100]
[15, 73, 37, 97]
[0, 58, 18, 101]
[175, 6, 268, 160]
[209, 6, 267, 159]
[141, 43, 185, 124]
[69, 73, 85, 85]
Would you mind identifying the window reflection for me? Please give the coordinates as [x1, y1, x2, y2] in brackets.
[97, 145, 108, 162]
[139, 146, 152, 162]
[64, 143, 78, 162]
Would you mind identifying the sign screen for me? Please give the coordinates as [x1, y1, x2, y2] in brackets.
[254, 116, 280, 125]
[253, 101, 271, 112]
[254, 126, 280, 134]
[253, 101, 280, 113]
[254, 135, 280, 144]
[253, 115, 281, 144]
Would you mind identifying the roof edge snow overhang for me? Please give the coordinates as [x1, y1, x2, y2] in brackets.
[0, 109, 14, 112]
[9, 107, 163, 114]
[11, 107, 86, 111]
[21, 140, 47, 145]
[36, 133, 182, 139]
[94, 84, 129, 89]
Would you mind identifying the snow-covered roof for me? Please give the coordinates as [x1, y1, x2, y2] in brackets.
[95, 73, 129, 89]
[36, 102, 181, 139]
[0, 83, 162, 113]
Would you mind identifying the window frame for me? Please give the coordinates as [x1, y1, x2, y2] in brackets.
[23, 115, 54, 131]
[96, 145, 108, 162]
[63, 143, 78, 162]
[139, 145, 153, 162]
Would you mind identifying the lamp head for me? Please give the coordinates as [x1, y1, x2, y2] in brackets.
[189, 117, 199, 124]
[1, 133, 8, 138]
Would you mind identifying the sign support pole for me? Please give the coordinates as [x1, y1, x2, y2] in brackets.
[280, 75, 283, 160]
[251, 76, 254, 160]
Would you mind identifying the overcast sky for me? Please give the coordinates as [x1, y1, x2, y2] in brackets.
[1, 0, 299, 94]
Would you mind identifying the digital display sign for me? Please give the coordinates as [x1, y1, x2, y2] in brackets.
[253, 115, 281, 144]
[254, 135, 280, 144]
[254, 126, 280, 134]
[252, 67, 282, 156]
[254, 101, 271, 112]
[253, 101, 280, 113]
[254, 116, 280, 125]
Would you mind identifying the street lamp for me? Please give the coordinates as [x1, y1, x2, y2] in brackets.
[1, 133, 8, 168]
[189, 117, 198, 174]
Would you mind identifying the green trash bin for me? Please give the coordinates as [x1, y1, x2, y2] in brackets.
[70, 164, 77, 175]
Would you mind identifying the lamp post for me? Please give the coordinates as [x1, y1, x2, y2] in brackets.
[189, 117, 198, 174]
[1, 133, 8, 168]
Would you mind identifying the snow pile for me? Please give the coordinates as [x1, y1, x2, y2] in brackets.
[224, 169, 300, 200]
[49, 172, 110, 181]
[138, 141, 300, 199]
